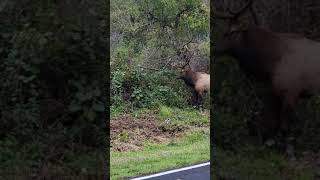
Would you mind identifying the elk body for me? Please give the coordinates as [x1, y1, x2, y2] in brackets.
[214, 0, 320, 153]
[177, 68, 210, 109]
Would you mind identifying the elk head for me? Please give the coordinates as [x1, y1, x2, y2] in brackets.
[213, 0, 254, 57]
[176, 64, 192, 81]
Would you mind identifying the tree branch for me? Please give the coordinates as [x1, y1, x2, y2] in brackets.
[174, 7, 190, 28]
[148, 12, 160, 22]
[148, 11, 174, 29]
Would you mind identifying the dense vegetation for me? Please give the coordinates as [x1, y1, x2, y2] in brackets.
[0, 0, 106, 177]
[111, 0, 210, 112]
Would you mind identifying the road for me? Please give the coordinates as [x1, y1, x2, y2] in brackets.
[130, 162, 210, 180]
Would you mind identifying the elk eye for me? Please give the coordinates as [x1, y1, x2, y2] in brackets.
[227, 31, 240, 38]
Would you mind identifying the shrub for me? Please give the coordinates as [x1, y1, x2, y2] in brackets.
[111, 60, 191, 110]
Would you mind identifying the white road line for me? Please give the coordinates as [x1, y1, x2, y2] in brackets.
[130, 162, 210, 180]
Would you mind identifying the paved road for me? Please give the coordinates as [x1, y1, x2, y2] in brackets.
[131, 162, 210, 180]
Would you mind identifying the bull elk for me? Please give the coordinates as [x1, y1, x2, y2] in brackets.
[176, 46, 210, 110]
[214, 0, 320, 155]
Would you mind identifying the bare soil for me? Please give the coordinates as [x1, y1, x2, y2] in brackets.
[291, 150, 320, 176]
[110, 112, 181, 152]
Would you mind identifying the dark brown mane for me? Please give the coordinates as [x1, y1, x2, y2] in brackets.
[180, 69, 197, 87]
[225, 26, 286, 81]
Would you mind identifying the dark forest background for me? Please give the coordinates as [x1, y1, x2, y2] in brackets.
[0, 0, 107, 178]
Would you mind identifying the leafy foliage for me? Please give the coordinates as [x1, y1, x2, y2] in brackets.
[111, 64, 190, 111]
[0, 0, 106, 175]
[111, 0, 209, 112]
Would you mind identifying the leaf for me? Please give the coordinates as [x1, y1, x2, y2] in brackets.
[22, 75, 36, 83]
[2, 33, 11, 38]
[39, 37, 48, 46]
[71, 32, 81, 41]
[92, 102, 105, 112]
[31, 57, 44, 64]
[87, 109, 96, 121]
[68, 103, 82, 112]
[75, 92, 90, 102]
[70, 81, 84, 90]
[93, 89, 101, 96]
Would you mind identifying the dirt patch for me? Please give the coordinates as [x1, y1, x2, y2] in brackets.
[111, 113, 178, 152]
[276, 150, 320, 178]
[292, 151, 320, 172]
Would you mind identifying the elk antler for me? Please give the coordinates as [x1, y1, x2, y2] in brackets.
[214, 0, 253, 20]
[231, 0, 253, 19]
[180, 46, 193, 69]
[171, 34, 194, 70]
[181, 57, 191, 69]
[181, 37, 193, 50]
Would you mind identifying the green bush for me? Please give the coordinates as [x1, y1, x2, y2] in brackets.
[111, 61, 191, 110]
[159, 105, 174, 120]
[0, 0, 106, 173]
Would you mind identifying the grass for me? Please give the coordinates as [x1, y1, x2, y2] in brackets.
[212, 146, 317, 180]
[158, 105, 210, 132]
[0, 137, 105, 178]
[111, 104, 320, 180]
[110, 105, 210, 180]
[111, 129, 210, 180]
[0, 150, 105, 179]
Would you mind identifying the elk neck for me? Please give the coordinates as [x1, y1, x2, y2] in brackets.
[228, 26, 286, 81]
[181, 70, 198, 87]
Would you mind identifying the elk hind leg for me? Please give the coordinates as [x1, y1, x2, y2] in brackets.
[254, 89, 282, 145]
[197, 91, 204, 111]
[191, 90, 198, 108]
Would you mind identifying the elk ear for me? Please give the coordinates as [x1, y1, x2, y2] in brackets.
[229, 20, 241, 33]
[240, 18, 250, 30]
[230, 25, 240, 33]
[230, 17, 249, 33]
